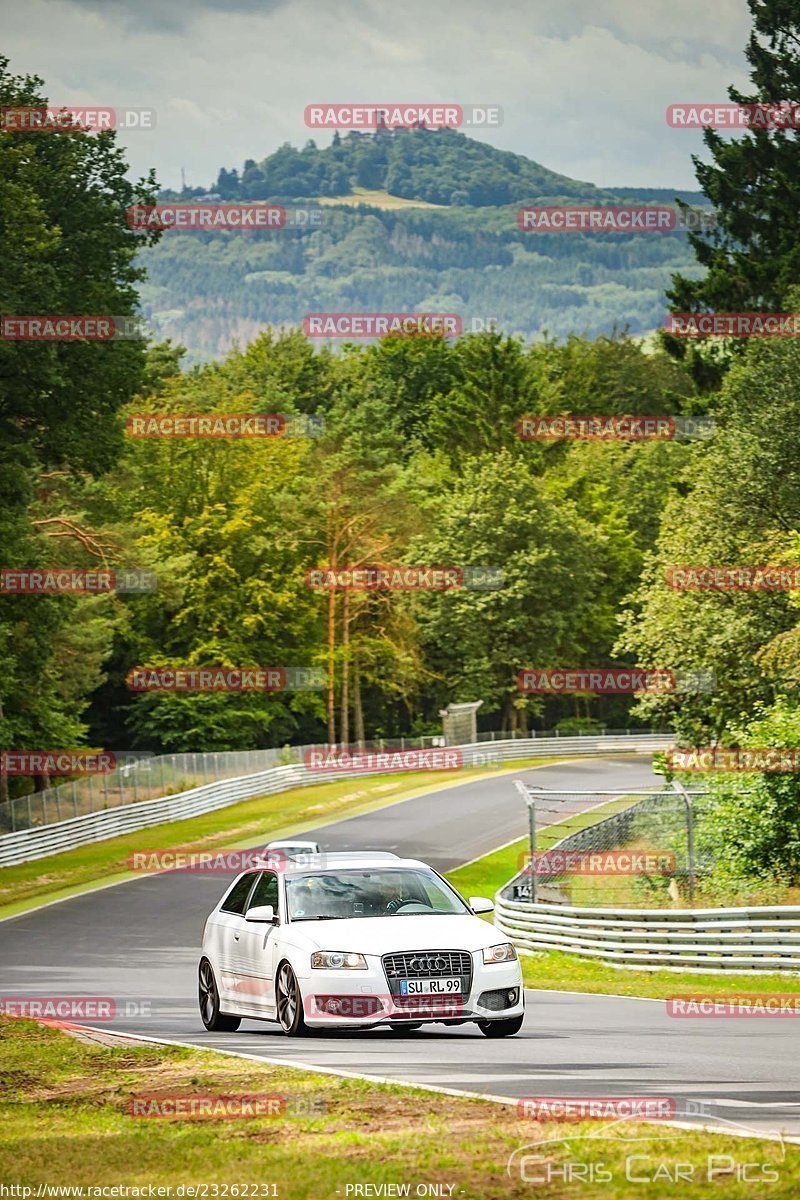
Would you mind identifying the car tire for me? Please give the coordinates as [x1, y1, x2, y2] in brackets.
[477, 1013, 524, 1037]
[276, 962, 308, 1036]
[198, 958, 241, 1031]
[389, 1023, 422, 1033]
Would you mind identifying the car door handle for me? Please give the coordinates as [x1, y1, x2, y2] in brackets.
[233, 933, 240, 941]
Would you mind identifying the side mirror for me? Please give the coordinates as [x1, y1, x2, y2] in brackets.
[246, 904, 277, 924]
[469, 896, 494, 915]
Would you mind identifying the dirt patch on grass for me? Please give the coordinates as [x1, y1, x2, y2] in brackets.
[0, 1068, 42, 1095]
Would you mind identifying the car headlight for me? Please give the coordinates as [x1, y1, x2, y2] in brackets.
[482, 942, 517, 964]
[310, 951, 368, 970]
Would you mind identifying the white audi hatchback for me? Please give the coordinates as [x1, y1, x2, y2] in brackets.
[198, 852, 524, 1037]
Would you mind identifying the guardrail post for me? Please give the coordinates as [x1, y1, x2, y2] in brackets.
[671, 779, 696, 906]
[514, 780, 536, 904]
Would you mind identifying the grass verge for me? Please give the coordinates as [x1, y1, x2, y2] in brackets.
[516, 950, 800, 1000]
[0, 757, 564, 920]
[1, 1017, 796, 1199]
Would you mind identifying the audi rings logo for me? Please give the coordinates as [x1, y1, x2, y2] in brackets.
[410, 956, 448, 973]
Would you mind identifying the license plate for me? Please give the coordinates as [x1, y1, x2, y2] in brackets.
[399, 978, 460, 995]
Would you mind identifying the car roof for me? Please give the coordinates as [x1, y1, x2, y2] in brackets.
[275, 852, 431, 875]
[264, 839, 319, 848]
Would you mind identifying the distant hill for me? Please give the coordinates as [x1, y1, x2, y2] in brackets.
[163, 126, 706, 209]
[141, 129, 708, 364]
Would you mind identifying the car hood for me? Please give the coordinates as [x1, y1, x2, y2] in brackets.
[291, 913, 499, 954]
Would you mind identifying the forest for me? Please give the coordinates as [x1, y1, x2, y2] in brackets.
[3, 0, 800, 895]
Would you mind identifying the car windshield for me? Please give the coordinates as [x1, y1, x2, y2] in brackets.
[286, 869, 469, 921]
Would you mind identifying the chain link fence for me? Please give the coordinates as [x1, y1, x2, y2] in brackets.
[0, 750, 290, 835]
[504, 784, 713, 908]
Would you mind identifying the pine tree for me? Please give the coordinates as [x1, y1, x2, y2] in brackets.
[669, 1, 800, 316]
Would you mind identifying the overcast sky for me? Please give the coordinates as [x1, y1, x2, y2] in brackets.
[2, 0, 753, 191]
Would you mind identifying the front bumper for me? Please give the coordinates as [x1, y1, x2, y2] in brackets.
[300, 953, 523, 1028]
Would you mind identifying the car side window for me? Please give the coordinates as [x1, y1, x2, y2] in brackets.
[247, 871, 279, 913]
[220, 872, 256, 914]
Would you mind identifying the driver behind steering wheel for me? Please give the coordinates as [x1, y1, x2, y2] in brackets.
[380, 875, 407, 915]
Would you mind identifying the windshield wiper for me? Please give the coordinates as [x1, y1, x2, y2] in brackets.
[290, 915, 342, 921]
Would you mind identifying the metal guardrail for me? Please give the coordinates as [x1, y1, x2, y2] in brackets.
[494, 895, 800, 973]
[0, 733, 672, 867]
[494, 776, 800, 972]
[0, 727, 666, 835]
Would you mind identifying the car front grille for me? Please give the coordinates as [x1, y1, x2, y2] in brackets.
[382, 949, 473, 998]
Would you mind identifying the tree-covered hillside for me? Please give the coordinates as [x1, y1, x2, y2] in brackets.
[179, 126, 615, 208]
[141, 130, 708, 364]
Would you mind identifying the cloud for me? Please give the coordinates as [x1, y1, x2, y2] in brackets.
[62, 0, 290, 32]
[0, 0, 753, 189]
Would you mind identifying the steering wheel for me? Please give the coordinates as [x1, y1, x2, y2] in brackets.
[385, 899, 431, 914]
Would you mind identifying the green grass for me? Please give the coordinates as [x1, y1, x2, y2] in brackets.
[0, 756, 564, 919]
[517, 950, 800, 999]
[2, 1017, 797, 1199]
